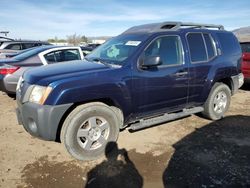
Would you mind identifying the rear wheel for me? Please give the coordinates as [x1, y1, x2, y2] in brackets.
[202, 83, 231, 120]
[61, 102, 120, 160]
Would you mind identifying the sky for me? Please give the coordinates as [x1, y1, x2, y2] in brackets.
[1, 0, 250, 40]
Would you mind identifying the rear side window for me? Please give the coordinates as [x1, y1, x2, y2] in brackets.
[203, 34, 216, 59]
[187, 33, 207, 62]
[217, 33, 240, 55]
[5, 43, 22, 50]
[144, 35, 183, 66]
[187, 33, 217, 63]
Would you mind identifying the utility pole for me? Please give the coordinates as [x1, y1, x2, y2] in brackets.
[0, 31, 9, 37]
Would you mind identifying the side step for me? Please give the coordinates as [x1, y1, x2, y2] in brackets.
[129, 107, 204, 131]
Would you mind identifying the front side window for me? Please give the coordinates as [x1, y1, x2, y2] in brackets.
[187, 33, 207, 62]
[144, 35, 183, 66]
[23, 43, 35, 49]
[44, 49, 81, 63]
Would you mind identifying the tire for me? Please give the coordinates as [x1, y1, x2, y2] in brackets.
[110, 106, 124, 128]
[202, 83, 231, 120]
[61, 102, 120, 160]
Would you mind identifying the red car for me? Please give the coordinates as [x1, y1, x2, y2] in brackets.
[240, 42, 250, 82]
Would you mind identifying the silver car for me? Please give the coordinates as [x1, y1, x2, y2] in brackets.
[0, 45, 84, 94]
[0, 40, 50, 57]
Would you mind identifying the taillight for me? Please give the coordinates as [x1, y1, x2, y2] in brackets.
[0, 65, 20, 75]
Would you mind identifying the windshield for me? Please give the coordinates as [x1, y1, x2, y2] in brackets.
[86, 34, 148, 65]
[14, 46, 53, 61]
[241, 43, 250, 53]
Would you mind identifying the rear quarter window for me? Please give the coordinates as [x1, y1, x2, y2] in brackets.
[217, 33, 241, 55]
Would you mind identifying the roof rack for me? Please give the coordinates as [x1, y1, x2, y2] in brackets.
[123, 21, 224, 34]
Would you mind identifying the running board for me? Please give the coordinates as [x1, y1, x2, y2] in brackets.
[129, 107, 204, 131]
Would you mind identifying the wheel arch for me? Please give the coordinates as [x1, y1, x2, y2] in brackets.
[55, 98, 124, 142]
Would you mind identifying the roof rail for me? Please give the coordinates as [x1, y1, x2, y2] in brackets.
[0, 36, 14, 41]
[123, 21, 224, 34]
[158, 21, 224, 31]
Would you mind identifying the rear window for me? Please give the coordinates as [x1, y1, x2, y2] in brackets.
[240, 43, 250, 53]
[217, 33, 240, 55]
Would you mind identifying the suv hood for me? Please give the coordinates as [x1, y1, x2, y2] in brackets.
[23, 60, 110, 85]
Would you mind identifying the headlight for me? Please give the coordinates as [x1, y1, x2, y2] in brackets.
[29, 85, 52, 104]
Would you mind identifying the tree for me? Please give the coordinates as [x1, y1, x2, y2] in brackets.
[66, 33, 82, 46]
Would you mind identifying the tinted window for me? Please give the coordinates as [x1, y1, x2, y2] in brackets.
[187, 33, 207, 62]
[203, 34, 216, 59]
[23, 43, 35, 49]
[44, 49, 81, 64]
[64, 49, 81, 61]
[217, 33, 240, 55]
[240, 43, 250, 53]
[144, 36, 183, 66]
[44, 52, 56, 62]
[34, 43, 42, 47]
[6, 43, 22, 50]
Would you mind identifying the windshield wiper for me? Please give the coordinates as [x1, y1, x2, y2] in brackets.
[92, 58, 110, 66]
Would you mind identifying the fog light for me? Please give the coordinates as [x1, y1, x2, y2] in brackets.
[28, 118, 38, 133]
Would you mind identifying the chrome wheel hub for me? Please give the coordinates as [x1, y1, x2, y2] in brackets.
[76, 116, 110, 151]
[213, 91, 227, 114]
[88, 127, 101, 141]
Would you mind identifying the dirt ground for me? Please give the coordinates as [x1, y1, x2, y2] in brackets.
[0, 85, 250, 188]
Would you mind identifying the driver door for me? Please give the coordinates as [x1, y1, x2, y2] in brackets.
[132, 35, 189, 118]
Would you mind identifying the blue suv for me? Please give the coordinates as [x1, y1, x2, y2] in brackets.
[16, 22, 244, 160]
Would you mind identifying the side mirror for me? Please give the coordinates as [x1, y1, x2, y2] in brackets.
[141, 55, 161, 69]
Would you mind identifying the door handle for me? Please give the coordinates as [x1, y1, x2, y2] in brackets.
[174, 71, 188, 76]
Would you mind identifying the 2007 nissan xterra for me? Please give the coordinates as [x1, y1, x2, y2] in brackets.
[16, 22, 244, 160]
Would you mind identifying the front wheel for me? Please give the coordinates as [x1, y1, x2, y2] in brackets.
[202, 83, 231, 120]
[61, 102, 120, 160]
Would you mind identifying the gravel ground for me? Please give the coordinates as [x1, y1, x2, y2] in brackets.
[0, 84, 250, 188]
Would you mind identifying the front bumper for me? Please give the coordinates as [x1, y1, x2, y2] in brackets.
[16, 100, 73, 141]
[0, 75, 18, 94]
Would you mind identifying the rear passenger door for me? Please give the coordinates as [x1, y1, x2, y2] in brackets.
[186, 32, 218, 106]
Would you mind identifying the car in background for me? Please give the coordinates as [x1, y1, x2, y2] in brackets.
[80, 43, 102, 56]
[0, 40, 50, 55]
[0, 46, 37, 59]
[80, 46, 93, 56]
[240, 42, 250, 82]
[0, 45, 84, 94]
[86, 43, 101, 49]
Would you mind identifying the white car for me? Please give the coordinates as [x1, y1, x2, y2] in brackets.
[0, 45, 84, 94]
